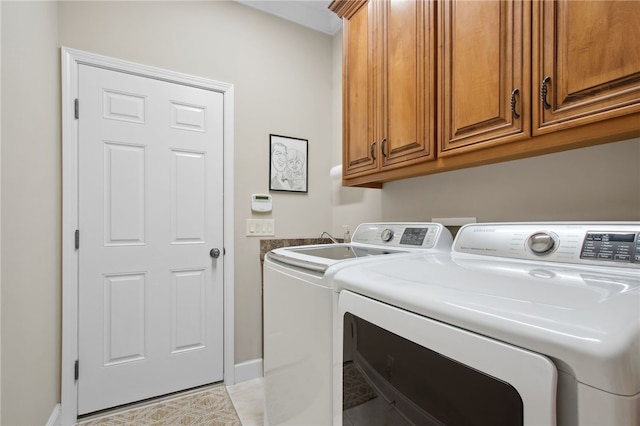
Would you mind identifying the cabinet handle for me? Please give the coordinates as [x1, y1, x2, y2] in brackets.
[370, 141, 376, 160]
[381, 138, 387, 158]
[541, 76, 552, 110]
[510, 88, 520, 119]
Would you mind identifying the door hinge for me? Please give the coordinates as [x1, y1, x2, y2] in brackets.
[74, 360, 79, 381]
[75, 229, 80, 250]
[74, 98, 79, 119]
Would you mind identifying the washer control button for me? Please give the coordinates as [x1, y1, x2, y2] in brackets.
[381, 228, 395, 242]
[527, 232, 557, 255]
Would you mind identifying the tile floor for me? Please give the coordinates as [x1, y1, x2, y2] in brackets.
[76, 374, 397, 426]
[226, 378, 265, 425]
[233, 376, 411, 426]
[77, 378, 264, 426]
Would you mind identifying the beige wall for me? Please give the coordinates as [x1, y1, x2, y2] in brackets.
[381, 138, 640, 222]
[1, 2, 62, 425]
[2, 1, 335, 424]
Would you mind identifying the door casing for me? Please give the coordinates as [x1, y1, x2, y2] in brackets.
[60, 47, 235, 425]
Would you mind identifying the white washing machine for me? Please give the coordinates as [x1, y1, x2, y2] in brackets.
[333, 222, 640, 425]
[263, 223, 453, 425]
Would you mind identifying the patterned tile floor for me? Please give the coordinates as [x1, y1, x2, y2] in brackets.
[76, 371, 390, 426]
[78, 378, 264, 426]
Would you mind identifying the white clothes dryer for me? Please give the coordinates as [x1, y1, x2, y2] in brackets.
[333, 222, 640, 426]
[263, 223, 453, 425]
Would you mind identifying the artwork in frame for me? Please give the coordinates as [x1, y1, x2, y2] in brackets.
[269, 134, 308, 193]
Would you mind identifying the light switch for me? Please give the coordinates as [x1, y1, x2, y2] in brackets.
[246, 219, 275, 237]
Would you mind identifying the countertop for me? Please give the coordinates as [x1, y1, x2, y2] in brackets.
[259, 238, 340, 260]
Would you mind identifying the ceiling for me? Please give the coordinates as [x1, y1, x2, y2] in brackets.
[233, 0, 342, 35]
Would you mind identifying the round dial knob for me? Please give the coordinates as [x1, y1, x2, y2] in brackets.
[381, 228, 394, 242]
[527, 232, 556, 255]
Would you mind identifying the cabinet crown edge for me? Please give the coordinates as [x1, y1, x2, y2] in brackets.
[329, 0, 368, 19]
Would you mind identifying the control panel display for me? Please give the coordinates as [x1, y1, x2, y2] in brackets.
[580, 232, 639, 263]
[400, 227, 429, 246]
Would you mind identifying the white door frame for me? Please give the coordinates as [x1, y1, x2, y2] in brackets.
[60, 47, 235, 425]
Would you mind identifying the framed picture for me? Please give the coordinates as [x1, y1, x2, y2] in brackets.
[269, 134, 308, 193]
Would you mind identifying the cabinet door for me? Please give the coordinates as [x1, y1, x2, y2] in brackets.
[534, 0, 640, 134]
[439, 0, 530, 155]
[342, 1, 378, 177]
[380, 0, 436, 168]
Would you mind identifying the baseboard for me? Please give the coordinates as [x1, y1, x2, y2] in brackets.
[46, 403, 61, 426]
[233, 358, 263, 384]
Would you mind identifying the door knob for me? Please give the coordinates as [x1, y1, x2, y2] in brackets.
[210, 248, 221, 258]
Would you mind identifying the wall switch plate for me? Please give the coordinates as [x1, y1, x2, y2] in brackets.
[246, 219, 275, 237]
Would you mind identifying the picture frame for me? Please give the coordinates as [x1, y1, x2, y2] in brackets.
[269, 134, 308, 193]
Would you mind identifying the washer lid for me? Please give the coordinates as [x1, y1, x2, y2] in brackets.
[267, 244, 403, 273]
[265, 222, 453, 273]
[333, 252, 640, 396]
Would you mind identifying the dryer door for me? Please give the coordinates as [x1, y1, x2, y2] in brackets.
[338, 291, 557, 426]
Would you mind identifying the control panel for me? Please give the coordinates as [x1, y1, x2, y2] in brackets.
[351, 223, 452, 250]
[580, 232, 640, 263]
[251, 193, 272, 212]
[454, 223, 640, 267]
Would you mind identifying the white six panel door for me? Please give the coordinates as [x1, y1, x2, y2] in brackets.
[77, 64, 224, 414]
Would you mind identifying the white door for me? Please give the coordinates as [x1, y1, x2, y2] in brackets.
[77, 64, 224, 415]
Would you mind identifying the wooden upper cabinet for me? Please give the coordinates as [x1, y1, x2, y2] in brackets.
[438, 0, 530, 155]
[533, 0, 640, 134]
[331, 0, 640, 186]
[380, 0, 435, 168]
[341, 0, 377, 177]
[332, 0, 435, 181]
